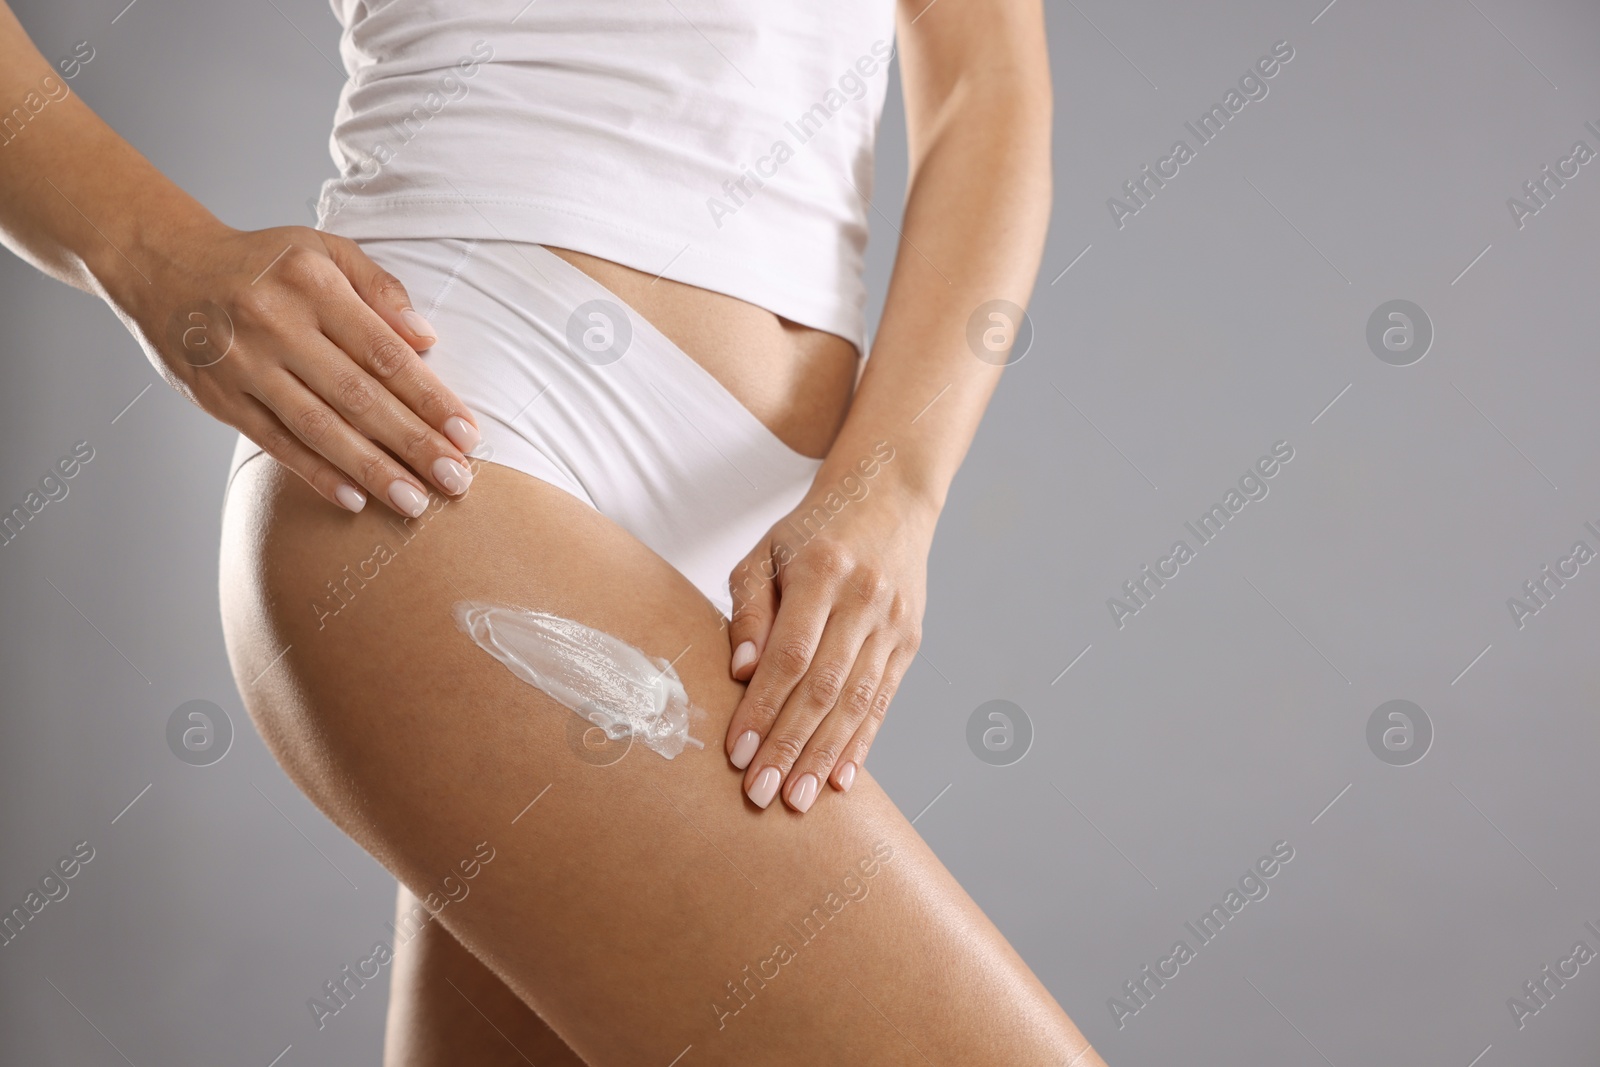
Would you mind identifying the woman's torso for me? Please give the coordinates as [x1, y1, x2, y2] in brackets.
[547, 247, 857, 459]
[317, 0, 899, 456]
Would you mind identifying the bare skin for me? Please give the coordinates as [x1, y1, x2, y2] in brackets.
[382, 880, 593, 1065]
[221, 457, 1103, 1066]
[2, 0, 1100, 1059]
[544, 247, 860, 462]
[378, 247, 863, 1064]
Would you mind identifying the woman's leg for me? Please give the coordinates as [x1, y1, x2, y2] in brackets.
[384, 885, 587, 1066]
[221, 457, 1104, 1066]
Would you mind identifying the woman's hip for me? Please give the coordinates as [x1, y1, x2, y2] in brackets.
[226, 236, 828, 617]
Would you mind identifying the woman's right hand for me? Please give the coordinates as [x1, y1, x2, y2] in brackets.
[111, 219, 480, 517]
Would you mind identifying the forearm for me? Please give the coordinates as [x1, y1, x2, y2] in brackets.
[820, 68, 1052, 512]
[0, 2, 221, 307]
[723, 45, 1056, 825]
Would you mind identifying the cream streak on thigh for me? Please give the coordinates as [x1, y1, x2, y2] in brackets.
[454, 600, 705, 759]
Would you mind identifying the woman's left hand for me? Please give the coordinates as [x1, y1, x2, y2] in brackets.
[723, 460, 938, 813]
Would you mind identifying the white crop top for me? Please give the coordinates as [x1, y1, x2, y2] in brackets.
[316, 1, 898, 351]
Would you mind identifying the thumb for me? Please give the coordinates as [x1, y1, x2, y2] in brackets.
[727, 544, 780, 681]
[319, 232, 438, 351]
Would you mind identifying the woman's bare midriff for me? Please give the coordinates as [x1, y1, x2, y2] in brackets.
[545, 246, 858, 460]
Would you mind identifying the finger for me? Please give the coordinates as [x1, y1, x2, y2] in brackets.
[319, 233, 437, 349]
[725, 579, 833, 787]
[742, 608, 875, 811]
[287, 331, 475, 499]
[232, 394, 370, 513]
[784, 631, 895, 812]
[253, 370, 435, 519]
[726, 543, 780, 683]
[835, 644, 916, 789]
[316, 235, 481, 454]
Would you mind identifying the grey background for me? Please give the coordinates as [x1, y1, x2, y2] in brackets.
[2, 0, 1597, 1063]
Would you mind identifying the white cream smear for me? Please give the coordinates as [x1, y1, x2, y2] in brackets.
[454, 600, 704, 759]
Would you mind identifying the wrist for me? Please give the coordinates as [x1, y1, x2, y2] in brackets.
[815, 437, 946, 520]
[874, 459, 947, 520]
[87, 191, 229, 315]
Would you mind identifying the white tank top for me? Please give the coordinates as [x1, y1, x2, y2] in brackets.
[317, 1, 898, 351]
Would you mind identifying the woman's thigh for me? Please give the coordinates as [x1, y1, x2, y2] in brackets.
[384, 884, 586, 1066]
[220, 457, 1101, 1066]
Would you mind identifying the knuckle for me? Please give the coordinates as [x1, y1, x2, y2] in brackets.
[334, 370, 378, 416]
[851, 567, 890, 603]
[727, 602, 764, 631]
[842, 675, 877, 719]
[231, 286, 278, 325]
[804, 540, 851, 576]
[803, 662, 848, 707]
[365, 333, 412, 380]
[764, 733, 806, 767]
[847, 730, 875, 764]
[259, 423, 296, 459]
[399, 424, 434, 462]
[283, 249, 341, 301]
[886, 596, 921, 643]
[357, 452, 391, 487]
[744, 689, 785, 727]
[885, 591, 911, 621]
[407, 381, 450, 424]
[371, 269, 409, 305]
[773, 640, 813, 678]
[293, 404, 336, 445]
[278, 245, 321, 284]
[804, 738, 842, 769]
[868, 686, 894, 723]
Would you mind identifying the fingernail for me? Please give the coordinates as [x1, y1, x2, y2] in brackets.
[730, 729, 760, 770]
[401, 308, 436, 343]
[334, 484, 367, 513]
[747, 767, 781, 809]
[790, 773, 819, 813]
[443, 415, 480, 452]
[836, 761, 857, 793]
[730, 640, 757, 677]
[387, 480, 429, 517]
[433, 456, 472, 495]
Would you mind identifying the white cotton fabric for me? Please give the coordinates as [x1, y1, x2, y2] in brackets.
[311, 0, 897, 352]
[226, 238, 823, 618]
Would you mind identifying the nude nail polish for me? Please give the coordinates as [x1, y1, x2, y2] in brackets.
[836, 761, 857, 793]
[730, 729, 760, 770]
[433, 456, 472, 495]
[443, 415, 480, 452]
[790, 773, 819, 813]
[747, 767, 781, 809]
[334, 484, 367, 513]
[387, 480, 429, 517]
[730, 640, 757, 677]
[402, 308, 436, 344]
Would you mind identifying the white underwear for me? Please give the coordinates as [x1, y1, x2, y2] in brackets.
[225, 238, 824, 618]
